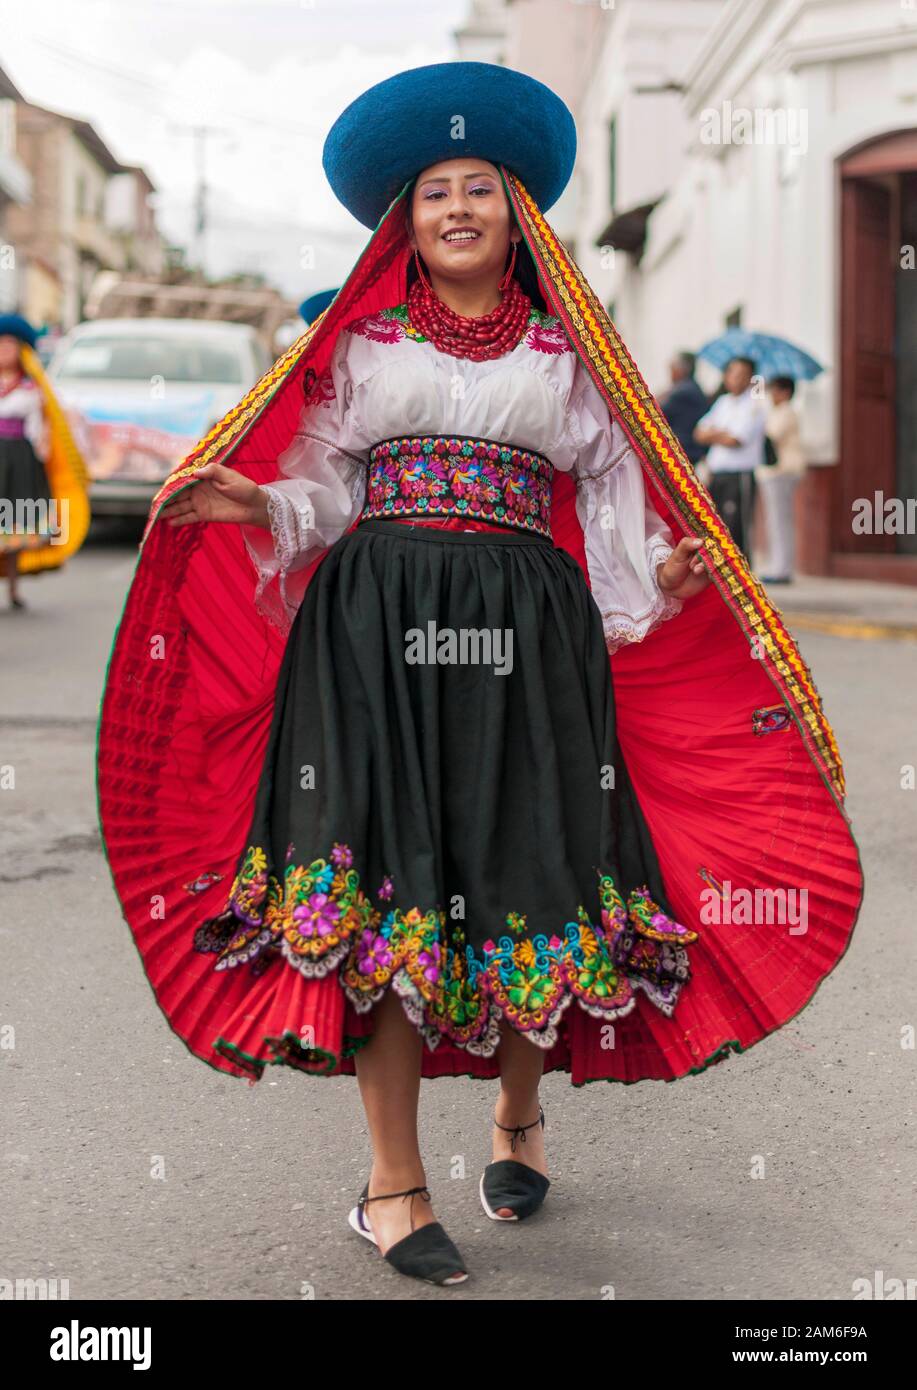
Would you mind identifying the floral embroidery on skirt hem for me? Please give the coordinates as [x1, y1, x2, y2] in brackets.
[193, 841, 700, 1074]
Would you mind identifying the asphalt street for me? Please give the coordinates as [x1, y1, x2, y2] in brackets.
[1, 526, 914, 1302]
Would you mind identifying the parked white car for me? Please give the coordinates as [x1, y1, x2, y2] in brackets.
[48, 318, 270, 518]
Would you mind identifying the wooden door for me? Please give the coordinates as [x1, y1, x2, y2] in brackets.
[838, 177, 896, 553]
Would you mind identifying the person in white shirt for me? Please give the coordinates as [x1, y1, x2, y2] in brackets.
[694, 356, 767, 559]
[755, 376, 807, 583]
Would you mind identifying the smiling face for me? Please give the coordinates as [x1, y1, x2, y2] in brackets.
[407, 157, 521, 289]
[0, 335, 22, 372]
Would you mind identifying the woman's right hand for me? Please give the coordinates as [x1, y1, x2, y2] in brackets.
[158, 461, 270, 528]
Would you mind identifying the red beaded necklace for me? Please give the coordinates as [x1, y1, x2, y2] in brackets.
[407, 264, 531, 362]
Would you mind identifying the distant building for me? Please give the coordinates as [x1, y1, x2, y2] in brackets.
[454, 0, 507, 64]
[0, 65, 33, 314]
[6, 103, 126, 327]
[573, 0, 917, 583]
[5, 101, 165, 331]
[107, 166, 167, 280]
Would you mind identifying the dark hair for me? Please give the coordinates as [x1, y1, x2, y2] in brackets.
[727, 355, 757, 374]
[769, 375, 795, 397]
[403, 174, 547, 313]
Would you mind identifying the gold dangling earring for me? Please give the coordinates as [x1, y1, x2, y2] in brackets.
[498, 241, 518, 293]
[413, 248, 434, 293]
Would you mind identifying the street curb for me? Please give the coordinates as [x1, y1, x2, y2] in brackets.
[782, 612, 917, 642]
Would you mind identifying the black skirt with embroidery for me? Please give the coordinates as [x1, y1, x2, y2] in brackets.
[191, 516, 697, 1080]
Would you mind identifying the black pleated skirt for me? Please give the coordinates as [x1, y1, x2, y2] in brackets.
[194, 517, 692, 1069]
[0, 437, 52, 541]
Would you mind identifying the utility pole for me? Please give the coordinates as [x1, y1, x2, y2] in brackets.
[167, 122, 232, 280]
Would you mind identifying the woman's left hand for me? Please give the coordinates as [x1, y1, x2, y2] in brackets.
[657, 537, 712, 599]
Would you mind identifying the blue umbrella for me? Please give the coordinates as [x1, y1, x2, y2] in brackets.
[697, 328, 824, 380]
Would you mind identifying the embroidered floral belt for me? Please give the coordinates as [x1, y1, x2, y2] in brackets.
[0, 417, 25, 439]
[361, 435, 554, 538]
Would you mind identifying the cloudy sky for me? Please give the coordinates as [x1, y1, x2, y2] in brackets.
[1, 0, 468, 299]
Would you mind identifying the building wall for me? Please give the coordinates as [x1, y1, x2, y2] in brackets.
[499, 0, 606, 245]
[583, 0, 917, 457]
[574, 0, 726, 379]
[0, 97, 32, 312]
[107, 171, 166, 277]
[6, 106, 148, 326]
[23, 257, 62, 328]
[454, 0, 917, 576]
[5, 109, 64, 321]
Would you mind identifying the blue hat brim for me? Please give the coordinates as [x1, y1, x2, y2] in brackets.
[322, 62, 576, 229]
[0, 313, 39, 348]
[298, 289, 339, 325]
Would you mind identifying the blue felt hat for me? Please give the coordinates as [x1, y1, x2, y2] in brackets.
[322, 62, 577, 229]
[298, 289, 339, 325]
[0, 313, 39, 348]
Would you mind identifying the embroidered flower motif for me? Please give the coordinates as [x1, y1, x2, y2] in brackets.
[415, 942, 442, 987]
[363, 436, 553, 538]
[345, 312, 406, 344]
[628, 886, 699, 941]
[378, 303, 427, 341]
[524, 320, 572, 355]
[507, 964, 552, 1013]
[293, 893, 342, 938]
[351, 302, 570, 356]
[309, 862, 334, 893]
[313, 371, 336, 406]
[193, 843, 699, 1055]
[356, 929, 395, 976]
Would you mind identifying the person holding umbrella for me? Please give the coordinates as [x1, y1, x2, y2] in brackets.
[694, 328, 823, 577]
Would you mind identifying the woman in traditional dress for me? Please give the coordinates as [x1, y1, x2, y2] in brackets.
[96, 64, 863, 1289]
[0, 313, 90, 608]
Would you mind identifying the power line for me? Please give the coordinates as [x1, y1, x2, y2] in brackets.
[28, 35, 329, 137]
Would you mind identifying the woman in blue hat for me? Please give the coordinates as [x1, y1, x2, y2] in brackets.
[298, 288, 339, 327]
[0, 312, 89, 606]
[0, 314, 54, 606]
[98, 63, 862, 1290]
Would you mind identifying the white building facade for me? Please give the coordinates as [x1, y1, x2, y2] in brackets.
[456, 0, 917, 580]
[575, 0, 917, 580]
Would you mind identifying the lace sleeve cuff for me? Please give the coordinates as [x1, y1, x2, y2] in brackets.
[240, 457, 365, 634]
[601, 532, 683, 654]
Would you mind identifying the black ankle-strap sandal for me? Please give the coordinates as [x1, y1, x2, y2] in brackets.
[480, 1104, 550, 1222]
[348, 1181, 468, 1286]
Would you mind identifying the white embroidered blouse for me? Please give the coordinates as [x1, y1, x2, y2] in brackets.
[241, 305, 683, 651]
[0, 376, 49, 460]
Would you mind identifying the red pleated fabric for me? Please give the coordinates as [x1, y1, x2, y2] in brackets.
[96, 177, 863, 1087]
